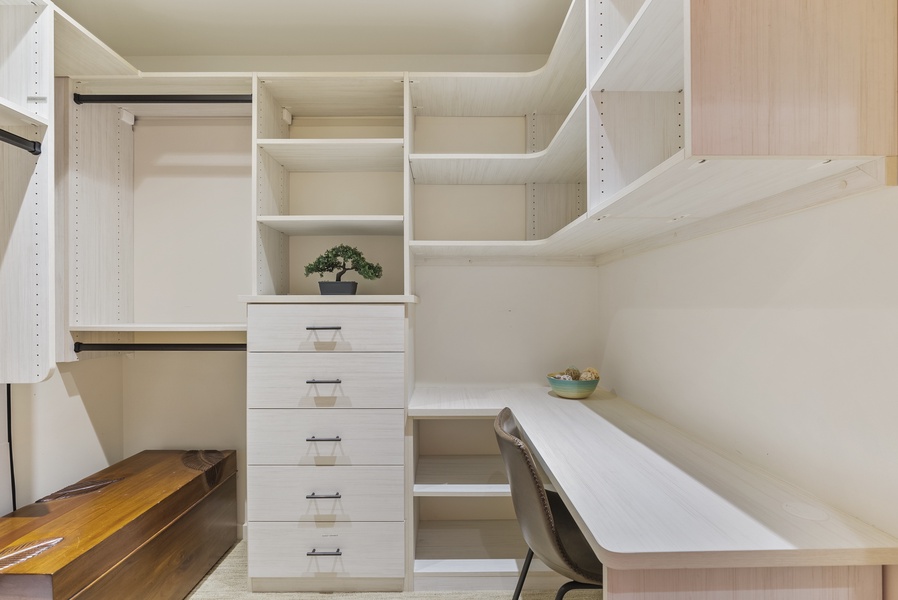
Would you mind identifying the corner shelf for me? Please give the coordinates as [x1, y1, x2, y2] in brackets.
[409, 94, 586, 185]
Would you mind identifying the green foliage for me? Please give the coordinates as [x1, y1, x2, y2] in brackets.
[303, 244, 383, 281]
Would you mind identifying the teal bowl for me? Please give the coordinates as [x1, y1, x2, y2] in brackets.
[547, 373, 599, 399]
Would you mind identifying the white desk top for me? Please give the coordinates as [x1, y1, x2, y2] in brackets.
[409, 385, 898, 570]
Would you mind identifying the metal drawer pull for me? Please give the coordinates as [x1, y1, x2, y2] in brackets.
[307, 548, 342, 556]
[306, 492, 342, 499]
[306, 435, 342, 442]
[306, 379, 342, 384]
[306, 326, 342, 331]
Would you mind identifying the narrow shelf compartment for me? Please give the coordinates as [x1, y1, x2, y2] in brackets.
[415, 456, 509, 497]
[409, 94, 585, 185]
[590, 0, 684, 92]
[258, 139, 404, 172]
[258, 215, 403, 236]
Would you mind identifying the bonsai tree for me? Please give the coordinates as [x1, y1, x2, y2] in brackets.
[304, 244, 383, 282]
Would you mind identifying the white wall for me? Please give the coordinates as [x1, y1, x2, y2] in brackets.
[415, 264, 601, 385]
[9, 356, 123, 508]
[133, 118, 252, 324]
[594, 186, 898, 537]
[122, 351, 247, 525]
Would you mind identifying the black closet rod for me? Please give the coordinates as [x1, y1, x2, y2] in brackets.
[0, 128, 41, 155]
[73, 93, 252, 105]
[74, 342, 247, 353]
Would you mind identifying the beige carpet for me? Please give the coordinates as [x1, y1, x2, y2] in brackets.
[186, 541, 602, 600]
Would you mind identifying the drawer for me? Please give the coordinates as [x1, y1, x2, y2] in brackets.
[247, 409, 404, 466]
[248, 521, 405, 579]
[248, 304, 405, 352]
[247, 466, 404, 522]
[247, 352, 404, 409]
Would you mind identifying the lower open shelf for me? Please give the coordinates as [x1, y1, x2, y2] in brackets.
[414, 519, 564, 591]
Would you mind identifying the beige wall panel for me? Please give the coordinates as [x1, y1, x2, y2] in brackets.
[414, 265, 601, 385]
[122, 351, 246, 525]
[289, 171, 403, 216]
[414, 117, 525, 154]
[132, 118, 252, 324]
[413, 185, 526, 241]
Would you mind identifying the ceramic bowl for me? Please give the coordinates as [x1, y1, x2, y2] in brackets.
[547, 373, 599, 399]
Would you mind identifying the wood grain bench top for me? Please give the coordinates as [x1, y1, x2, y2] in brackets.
[0, 450, 236, 599]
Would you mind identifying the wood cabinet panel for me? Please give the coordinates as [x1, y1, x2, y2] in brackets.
[691, 0, 898, 156]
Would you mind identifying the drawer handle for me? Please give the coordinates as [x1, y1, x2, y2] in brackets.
[306, 492, 342, 499]
[307, 548, 342, 557]
[306, 326, 342, 331]
[306, 436, 342, 442]
[306, 379, 342, 385]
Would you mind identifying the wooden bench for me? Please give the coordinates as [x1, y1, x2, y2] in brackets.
[0, 449, 237, 600]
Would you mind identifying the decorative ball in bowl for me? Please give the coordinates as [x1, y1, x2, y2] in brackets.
[547, 367, 600, 399]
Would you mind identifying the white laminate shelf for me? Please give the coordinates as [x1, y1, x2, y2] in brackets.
[409, 0, 584, 117]
[590, 0, 684, 92]
[0, 97, 49, 127]
[408, 93, 586, 185]
[257, 215, 403, 236]
[409, 385, 546, 418]
[257, 139, 404, 172]
[409, 154, 885, 263]
[69, 323, 247, 332]
[414, 455, 509, 497]
[53, 4, 138, 77]
[257, 74, 405, 118]
[241, 294, 418, 304]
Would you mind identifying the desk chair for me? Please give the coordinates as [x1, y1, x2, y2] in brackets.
[494, 407, 604, 600]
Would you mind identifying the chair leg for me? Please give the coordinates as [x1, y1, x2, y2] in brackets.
[555, 580, 603, 600]
[512, 547, 534, 600]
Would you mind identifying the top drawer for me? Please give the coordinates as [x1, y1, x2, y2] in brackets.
[248, 304, 405, 352]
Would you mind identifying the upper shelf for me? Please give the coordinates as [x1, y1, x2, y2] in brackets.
[258, 139, 404, 172]
[257, 74, 405, 118]
[53, 5, 138, 77]
[410, 155, 886, 262]
[258, 215, 404, 236]
[409, 92, 586, 185]
[590, 0, 684, 92]
[409, 0, 585, 117]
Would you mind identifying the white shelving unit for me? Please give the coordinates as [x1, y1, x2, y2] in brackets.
[1, 0, 54, 382]
[253, 74, 409, 297]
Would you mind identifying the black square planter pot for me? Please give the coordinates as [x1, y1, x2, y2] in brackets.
[318, 281, 358, 295]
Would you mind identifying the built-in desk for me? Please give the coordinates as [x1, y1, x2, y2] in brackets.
[410, 385, 898, 599]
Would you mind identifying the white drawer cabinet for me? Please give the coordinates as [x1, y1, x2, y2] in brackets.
[247, 408, 405, 465]
[248, 521, 406, 579]
[246, 302, 407, 592]
[247, 465, 404, 522]
[247, 352, 404, 409]
[248, 304, 405, 352]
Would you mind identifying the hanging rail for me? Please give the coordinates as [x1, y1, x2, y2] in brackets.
[0, 128, 41, 155]
[73, 94, 252, 105]
[74, 342, 246, 353]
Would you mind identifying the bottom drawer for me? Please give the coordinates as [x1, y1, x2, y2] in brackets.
[248, 521, 405, 579]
